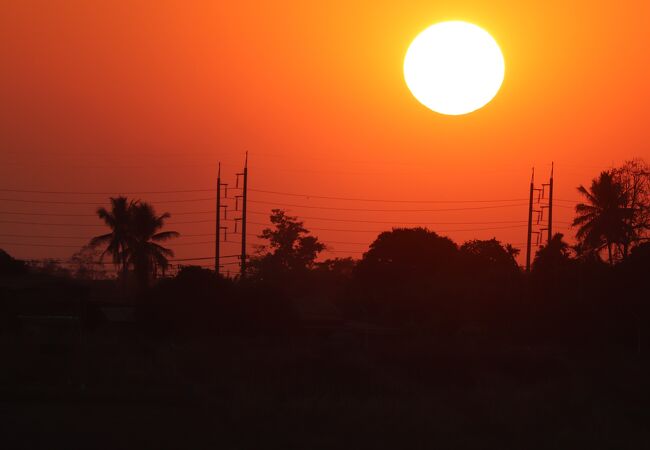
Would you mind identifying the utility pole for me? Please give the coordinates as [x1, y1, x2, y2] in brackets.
[526, 168, 534, 272]
[547, 162, 554, 244]
[215, 163, 221, 274]
[214, 163, 229, 275]
[239, 152, 248, 277]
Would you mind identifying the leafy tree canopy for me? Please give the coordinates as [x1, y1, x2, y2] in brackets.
[356, 227, 458, 281]
[253, 209, 325, 275]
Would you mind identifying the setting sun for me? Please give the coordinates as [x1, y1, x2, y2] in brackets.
[1, 2, 650, 447]
[404, 21, 505, 115]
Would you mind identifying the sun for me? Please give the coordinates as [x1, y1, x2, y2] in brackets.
[404, 21, 505, 116]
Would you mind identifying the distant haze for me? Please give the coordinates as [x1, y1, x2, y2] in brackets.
[1, 1, 649, 264]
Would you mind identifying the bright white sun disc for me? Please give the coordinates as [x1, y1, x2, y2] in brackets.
[404, 21, 505, 115]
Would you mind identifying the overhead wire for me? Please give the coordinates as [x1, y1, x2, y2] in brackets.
[248, 188, 528, 204]
[0, 186, 537, 204]
[247, 199, 529, 212]
[0, 188, 214, 195]
[0, 197, 215, 205]
[0, 208, 545, 226]
[0, 195, 530, 212]
[0, 186, 582, 206]
[0, 182, 578, 262]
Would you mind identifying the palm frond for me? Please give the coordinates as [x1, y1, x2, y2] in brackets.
[89, 233, 113, 247]
[150, 242, 175, 258]
[575, 203, 598, 213]
[151, 231, 180, 242]
[152, 251, 171, 270]
[576, 185, 596, 204]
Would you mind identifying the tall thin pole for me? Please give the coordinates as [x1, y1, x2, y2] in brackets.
[526, 168, 534, 272]
[215, 162, 221, 274]
[240, 152, 248, 277]
[547, 162, 554, 245]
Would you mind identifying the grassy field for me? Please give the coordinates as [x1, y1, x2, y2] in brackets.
[1, 329, 649, 449]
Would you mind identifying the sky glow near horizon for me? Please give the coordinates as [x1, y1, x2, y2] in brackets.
[0, 1, 648, 265]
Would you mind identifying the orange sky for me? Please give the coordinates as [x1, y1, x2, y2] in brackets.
[1, 0, 649, 269]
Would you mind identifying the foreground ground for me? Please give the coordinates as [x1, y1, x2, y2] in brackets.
[1, 329, 649, 450]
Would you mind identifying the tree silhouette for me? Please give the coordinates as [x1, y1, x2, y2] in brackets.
[90, 196, 134, 281]
[0, 249, 28, 275]
[90, 198, 178, 291]
[459, 238, 520, 275]
[505, 243, 521, 261]
[532, 233, 572, 274]
[253, 209, 325, 276]
[572, 171, 630, 264]
[127, 202, 179, 289]
[616, 159, 650, 258]
[457, 239, 521, 331]
[69, 245, 107, 280]
[357, 228, 457, 279]
[315, 257, 357, 278]
[352, 228, 459, 327]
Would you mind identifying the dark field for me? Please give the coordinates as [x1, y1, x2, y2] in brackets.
[2, 329, 649, 450]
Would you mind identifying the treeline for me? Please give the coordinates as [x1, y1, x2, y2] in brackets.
[1, 160, 649, 351]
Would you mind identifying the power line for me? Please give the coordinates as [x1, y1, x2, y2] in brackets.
[0, 233, 364, 247]
[0, 233, 238, 240]
[170, 240, 257, 247]
[248, 188, 528, 204]
[245, 210, 530, 225]
[0, 218, 233, 227]
[0, 197, 214, 205]
[0, 219, 533, 234]
[0, 187, 583, 207]
[178, 261, 240, 268]
[245, 221, 530, 234]
[0, 186, 532, 204]
[2, 244, 247, 256]
[0, 242, 81, 248]
[0, 220, 104, 227]
[0, 233, 89, 240]
[0, 208, 549, 226]
[1, 208, 574, 228]
[317, 240, 368, 246]
[4, 240, 531, 260]
[1, 172, 576, 268]
[0, 188, 214, 195]
[247, 199, 529, 213]
[11, 257, 243, 267]
[0, 211, 95, 217]
[168, 219, 217, 224]
[0, 209, 235, 219]
[171, 255, 239, 262]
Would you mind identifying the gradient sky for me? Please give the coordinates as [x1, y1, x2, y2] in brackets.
[1, 0, 649, 269]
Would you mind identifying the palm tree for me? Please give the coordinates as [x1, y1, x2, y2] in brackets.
[572, 171, 631, 264]
[127, 202, 179, 289]
[90, 196, 134, 281]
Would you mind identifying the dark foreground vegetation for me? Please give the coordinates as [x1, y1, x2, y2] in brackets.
[1, 161, 649, 449]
